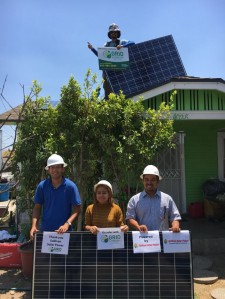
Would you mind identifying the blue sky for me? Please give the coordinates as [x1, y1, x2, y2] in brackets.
[1, 0, 225, 149]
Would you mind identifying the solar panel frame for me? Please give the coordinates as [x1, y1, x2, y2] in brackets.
[32, 232, 193, 299]
[105, 35, 187, 98]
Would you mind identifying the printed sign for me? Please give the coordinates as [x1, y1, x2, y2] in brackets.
[41, 232, 70, 255]
[97, 228, 124, 250]
[132, 231, 161, 253]
[98, 47, 129, 70]
[162, 230, 191, 253]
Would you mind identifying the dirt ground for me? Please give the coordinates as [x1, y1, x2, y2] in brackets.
[193, 253, 225, 299]
[0, 253, 225, 299]
[0, 267, 31, 299]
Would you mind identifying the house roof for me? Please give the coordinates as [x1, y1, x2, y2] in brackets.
[0, 101, 59, 125]
[131, 76, 225, 102]
[169, 76, 225, 84]
[1, 77, 225, 121]
[0, 104, 23, 125]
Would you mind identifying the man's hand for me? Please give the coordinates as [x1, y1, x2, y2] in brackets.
[138, 224, 148, 232]
[88, 42, 93, 49]
[169, 220, 180, 233]
[30, 227, 39, 240]
[55, 223, 70, 234]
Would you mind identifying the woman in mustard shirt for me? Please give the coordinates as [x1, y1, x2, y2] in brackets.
[85, 180, 128, 234]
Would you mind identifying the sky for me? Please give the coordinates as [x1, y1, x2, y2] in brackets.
[1, 0, 225, 149]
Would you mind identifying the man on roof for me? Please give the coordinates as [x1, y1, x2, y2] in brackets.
[88, 23, 135, 99]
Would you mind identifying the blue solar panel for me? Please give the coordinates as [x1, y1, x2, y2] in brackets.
[32, 232, 193, 299]
[105, 35, 186, 98]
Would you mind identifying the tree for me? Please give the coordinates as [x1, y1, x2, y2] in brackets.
[0, 78, 49, 202]
[88, 91, 175, 210]
[12, 81, 57, 237]
[12, 72, 175, 232]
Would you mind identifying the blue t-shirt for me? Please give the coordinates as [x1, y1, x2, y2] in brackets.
[34, 177, 81, 231]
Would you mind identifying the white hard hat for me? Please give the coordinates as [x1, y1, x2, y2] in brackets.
[45, 154, 67, 170]
[94, 180, 113, 193]
[140, 165, 162, 180]
[108, 23, 121, 38]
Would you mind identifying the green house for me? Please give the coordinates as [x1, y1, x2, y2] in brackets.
[131, 76, 225, 214]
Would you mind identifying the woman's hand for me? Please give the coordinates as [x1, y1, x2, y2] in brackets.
[120, 225, 129, 232]
[89, 226, 99, 234]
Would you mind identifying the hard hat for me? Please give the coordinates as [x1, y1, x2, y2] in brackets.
[140, 165, 162, 180]
[45, 154, 67, 170]
[108, 23, 121, 38]
[94, 180, 113, 193]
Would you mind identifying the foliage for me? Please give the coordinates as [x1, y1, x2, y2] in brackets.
[12, 72, 175, 232]
[12, 81, 58, 236]
[91, 91, 175, 206]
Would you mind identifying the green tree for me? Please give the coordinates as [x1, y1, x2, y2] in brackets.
[90, 91, 175, 210]
[12, 81, 57, 236]
[13, 73, 175, 233]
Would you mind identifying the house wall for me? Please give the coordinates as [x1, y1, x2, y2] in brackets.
[173, 120, 224, 206]
[142, 89, 225, 208]
[143, 89, 225, 111]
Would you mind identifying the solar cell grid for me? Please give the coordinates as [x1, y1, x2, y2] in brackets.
[105, 35, 186, 98]
[32, 232, 193, 299]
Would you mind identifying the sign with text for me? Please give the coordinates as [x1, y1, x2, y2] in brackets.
[97, 228, 124, 250]
[162, 230, 191, 253]
[98, 47, 129, 70]
[41, 232, 70, 255]
[132, 231, 161, 253]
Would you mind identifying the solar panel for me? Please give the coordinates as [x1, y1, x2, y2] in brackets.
[32, 232, 193, 299]
[105, 35, 187, 98]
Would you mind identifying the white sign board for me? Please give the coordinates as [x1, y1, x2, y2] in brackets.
[132, 231, 161, 253]
[41, 232, 70, 255]
[97, 228, 124, 250]
[162, 230, 191, 253]
[98, 47, 129, 70]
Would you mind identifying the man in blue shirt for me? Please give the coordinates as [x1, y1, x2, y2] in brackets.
[30, 154, 81, 239]
[126, 165, 181, 232]
[87, 23, 135, 99]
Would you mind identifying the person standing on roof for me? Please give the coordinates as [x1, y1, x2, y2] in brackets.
[126, 165, 181, 232]
[30, 154, 81, 240]
[88, 23, 135, 56]
[87, 23, 135, 99]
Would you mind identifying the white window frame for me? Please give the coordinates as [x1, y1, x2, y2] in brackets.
[217, 132, 225, 181]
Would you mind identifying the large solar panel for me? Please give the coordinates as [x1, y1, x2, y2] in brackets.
[105, 35, 187, 98]
[32, 232, 193, 299]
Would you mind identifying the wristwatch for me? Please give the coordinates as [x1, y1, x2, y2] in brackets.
[66, 220, 72, 226]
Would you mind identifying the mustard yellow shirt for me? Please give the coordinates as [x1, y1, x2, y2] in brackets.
[85, 202, 124, 228]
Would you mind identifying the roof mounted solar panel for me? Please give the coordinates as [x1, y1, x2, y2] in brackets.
[32, 232, 193, 299]
[105, 35, 187, 98]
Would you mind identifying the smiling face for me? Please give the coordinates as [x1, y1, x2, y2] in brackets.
[48, 164, 65, 180]
[142, 174, 159, 196]
[95, 185, 112, 204]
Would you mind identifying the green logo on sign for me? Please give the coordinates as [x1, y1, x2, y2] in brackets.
[103, 51, 111, 59]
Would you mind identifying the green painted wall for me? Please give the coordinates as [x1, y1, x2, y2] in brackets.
[174, 120, 224, 206]
[142, 88, 225, 208]
[143, 89, 225, 111]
